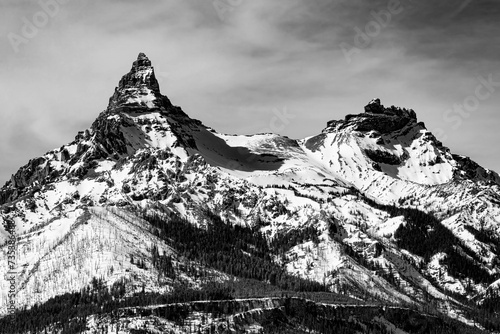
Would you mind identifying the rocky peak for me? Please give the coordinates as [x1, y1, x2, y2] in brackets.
[364, 98, 417, 120]
[325, 99, 418, 134]
[364, 98, 384, 114]
[134, 52, 152, 68]
[123, 53, 160, 93]
[107, 53, 171, 111]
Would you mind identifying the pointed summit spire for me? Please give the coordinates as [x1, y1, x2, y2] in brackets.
[134, 52, 152, 67]
[119, 52, 160, 94]
[107, 52, 170, 111]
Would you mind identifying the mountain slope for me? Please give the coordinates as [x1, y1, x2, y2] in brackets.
[1, 53, 500, 333]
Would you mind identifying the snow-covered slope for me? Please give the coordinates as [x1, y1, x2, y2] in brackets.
[1, 53, 500, 332]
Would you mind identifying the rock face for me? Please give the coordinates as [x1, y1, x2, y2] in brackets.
[10, 157, 49, 189]
[120, 53, 160, 93]
[364, 149, 405, 165]
[453, 154, 500, 184]
[364, 98, 417, 119]
[326, 98, 417, 134]
[107, 53, 171, 111]
[364, 98, 385, 114]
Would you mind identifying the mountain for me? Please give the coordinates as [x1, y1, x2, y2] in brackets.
[1, 53, 500, 333]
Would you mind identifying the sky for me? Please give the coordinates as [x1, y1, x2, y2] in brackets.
[0, 0, 499, 185]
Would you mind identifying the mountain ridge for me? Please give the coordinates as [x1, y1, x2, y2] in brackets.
[1, 53, 500, 333]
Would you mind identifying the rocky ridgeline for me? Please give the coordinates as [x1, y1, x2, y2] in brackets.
[364, 98, 417, 120]
[452, 154, 500, 185]
[326, 98, 418, 134]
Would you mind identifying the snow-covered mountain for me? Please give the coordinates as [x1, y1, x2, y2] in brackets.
[1, 53, 500, 333]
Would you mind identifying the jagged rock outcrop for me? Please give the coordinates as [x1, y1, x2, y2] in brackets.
[9, 157, 49, 189]
[89, 114, 133, 158]
[364, 98, 385, 114]
[364, 98, 417, 119]
[364, 149, 405, 165]
[453, 154, 500, 184]
[107, 53, 172, 111]
[326, 98, 417, 134]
